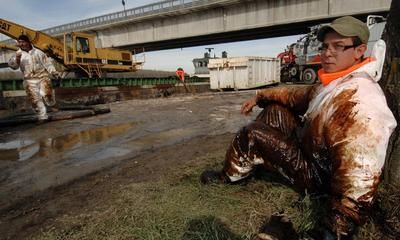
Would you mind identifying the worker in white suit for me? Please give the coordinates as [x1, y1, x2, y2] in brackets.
[8, 34, 61, 122]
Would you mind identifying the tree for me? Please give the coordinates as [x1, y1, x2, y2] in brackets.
[380, 0, 400, 185]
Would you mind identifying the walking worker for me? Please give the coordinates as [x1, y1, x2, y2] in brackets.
[201, 16, 397, 238]
[8, 34, 61, 122]
[175, 67, 185, 82]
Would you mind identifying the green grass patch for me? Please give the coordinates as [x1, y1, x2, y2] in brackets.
[33, 151, 399, 240]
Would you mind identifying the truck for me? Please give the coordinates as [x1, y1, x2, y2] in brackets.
[277, 24, 322, 84]
[208, 56, 280, 90]
[277, 15, 387, 84]
[0, 18, 142, 78]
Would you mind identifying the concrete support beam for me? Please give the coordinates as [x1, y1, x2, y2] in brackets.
[93, 0, 390, 51]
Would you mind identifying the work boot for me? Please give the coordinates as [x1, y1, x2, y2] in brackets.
[49, 107, 59, 112]
[36, 118, 49, 125]
[47, 103, 60, 113]
[257, 213, 298, 240]
[200, 170, 230, 184]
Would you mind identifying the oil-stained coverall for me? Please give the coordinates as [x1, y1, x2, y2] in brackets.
[9, 47, 59, 120]
[221, 40, 396, 236]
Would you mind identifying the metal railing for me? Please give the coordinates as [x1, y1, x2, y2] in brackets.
[0, 77, 209, 91]
[42, 0, 226, 36]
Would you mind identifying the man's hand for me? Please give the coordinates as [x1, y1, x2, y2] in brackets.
[15, 50, 22, 64]
[52, 72, 63, 87]
[240, 96, 258, 115]
[52, 72, 62, 79]
[325, 211, 355, 240]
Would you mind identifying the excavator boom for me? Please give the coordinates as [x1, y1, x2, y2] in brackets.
[0, 43, 18, 51]
[0, 18, 64, 61]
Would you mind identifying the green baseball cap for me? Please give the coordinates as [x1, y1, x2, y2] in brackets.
[317, 16, 369, 44]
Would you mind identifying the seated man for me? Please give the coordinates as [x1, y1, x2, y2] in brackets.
[201, 16, 397, 238]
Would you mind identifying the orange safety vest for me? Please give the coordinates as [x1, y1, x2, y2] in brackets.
[318, 57, 374, 86]
[176, 69, 185, 82]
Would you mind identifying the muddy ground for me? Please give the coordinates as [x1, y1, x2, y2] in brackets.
[1, 90, 399, 240]
[0, 91, 258, 239]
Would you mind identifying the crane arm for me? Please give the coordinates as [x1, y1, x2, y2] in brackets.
[0, 18, 64, 62]
[0, 43, 18, 51]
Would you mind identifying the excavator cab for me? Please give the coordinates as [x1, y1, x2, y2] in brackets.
[64, 33, 93, 59]
[76, 37, 90, 54]
[70, 32, 96, 58]
[63, 32, 105, 77]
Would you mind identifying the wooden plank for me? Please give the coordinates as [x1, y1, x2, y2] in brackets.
[0, 105, 110, 127]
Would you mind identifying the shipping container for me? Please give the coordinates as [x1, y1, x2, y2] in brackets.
[208, 56, 280, 90]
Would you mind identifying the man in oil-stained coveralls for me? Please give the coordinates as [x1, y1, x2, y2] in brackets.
[201, 16, 397, 239]
[8, 34, 61, 122]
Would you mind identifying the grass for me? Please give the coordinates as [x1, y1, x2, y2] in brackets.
[32, 151, 400, 240]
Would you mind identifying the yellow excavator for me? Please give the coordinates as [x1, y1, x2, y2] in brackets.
[0, 18, 141, 77]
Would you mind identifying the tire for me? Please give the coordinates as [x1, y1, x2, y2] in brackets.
[302, 68, 317, 84]
[280, 68, 290, 83]
[289, 67, 297, 77]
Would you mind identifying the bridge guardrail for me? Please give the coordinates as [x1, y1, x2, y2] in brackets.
[43, 0, 224, 36]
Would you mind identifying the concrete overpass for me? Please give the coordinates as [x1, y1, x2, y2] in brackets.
[0, 0, 391, 55]
[35, 0, 390, 53]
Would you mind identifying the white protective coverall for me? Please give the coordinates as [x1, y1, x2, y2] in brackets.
[221, 40, 397, 235]
[8, 47, 59, 120]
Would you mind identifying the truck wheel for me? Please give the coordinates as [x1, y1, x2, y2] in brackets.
[302, 68, 317, 84]
[289, 67, 297, 77]
[281, 69, 290, 83]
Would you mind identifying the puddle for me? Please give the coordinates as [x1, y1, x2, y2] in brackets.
[0, 140, 40, 161]
[0, 122, 135, 161]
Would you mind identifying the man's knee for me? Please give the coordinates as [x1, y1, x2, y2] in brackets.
[223, 131, 266, 182]
[43, 95, 56, 106]
[256, 104, 298, 137]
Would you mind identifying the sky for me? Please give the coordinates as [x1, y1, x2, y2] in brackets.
[0, 0, 301, 74]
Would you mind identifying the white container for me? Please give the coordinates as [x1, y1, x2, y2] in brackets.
[208, 56, 280, 90]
